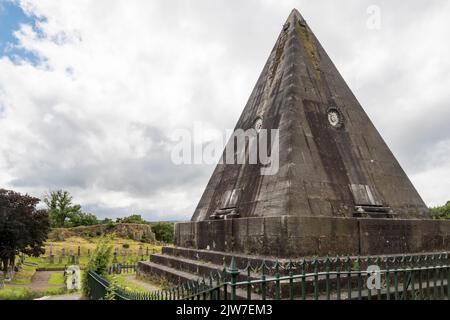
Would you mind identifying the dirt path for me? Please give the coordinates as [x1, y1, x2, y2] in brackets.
[124, 275, 161, 292]
[30, 271, 64, 292]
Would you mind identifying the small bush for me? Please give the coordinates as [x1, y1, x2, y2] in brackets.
[82, 236, 113, 298]
[150, 222, 174, 244]
[122, 243, 130, 249]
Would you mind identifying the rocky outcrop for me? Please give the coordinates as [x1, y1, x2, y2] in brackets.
[49, 223, 156, 243]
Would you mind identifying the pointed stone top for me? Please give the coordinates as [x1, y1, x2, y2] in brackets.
[284, 8, 306, 28]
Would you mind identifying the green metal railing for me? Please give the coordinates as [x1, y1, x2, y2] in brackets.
[86, 252, 450, 300]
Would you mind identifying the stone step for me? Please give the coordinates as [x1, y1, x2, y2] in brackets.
[162, 246, 286, 270]
[138, 260, 449, 300]
[146, 253, 362, 299]
[137, 261, 261, 300]
[150, 253, 261, 282]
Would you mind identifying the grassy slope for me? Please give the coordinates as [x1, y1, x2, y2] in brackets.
[26, 236, 162, 269]
[1, 236, 162, 300]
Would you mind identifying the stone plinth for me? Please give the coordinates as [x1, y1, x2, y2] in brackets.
[175, 216, 450, 257]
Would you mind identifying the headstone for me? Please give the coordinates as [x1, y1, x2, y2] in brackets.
[61, 248, 65, 257]
[71, 255, 75, 264]
[65, 266, 81, 290]
[49, 255, 54, 264]
[113, 252, 118, 263]
[75, 255, 79, 265]
[58, 255, 63, 264]
[77, 246, 81, 257]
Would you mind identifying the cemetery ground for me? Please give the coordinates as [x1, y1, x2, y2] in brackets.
[0, 236, 164, 300]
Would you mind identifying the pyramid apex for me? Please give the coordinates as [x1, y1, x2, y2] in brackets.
[286, 8, 305, 24]
[290, 8, 300, 16]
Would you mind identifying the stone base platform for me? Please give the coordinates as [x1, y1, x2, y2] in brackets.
[137, 245, 450, 300]
[175, 216, 450, 257]
[136, 216, 449, 299]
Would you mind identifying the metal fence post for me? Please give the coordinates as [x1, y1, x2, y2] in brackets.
[227, 257, 240, 301]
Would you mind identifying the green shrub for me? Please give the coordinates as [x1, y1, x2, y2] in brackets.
[0, 287, 41, 300]
[150, 222, 174, 244]
[430, 201, 450, 220]
[81, 236, 113, 298]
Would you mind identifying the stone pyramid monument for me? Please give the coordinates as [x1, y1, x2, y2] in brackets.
[191, 9, 429, 223]
[141, 11, 449, 285]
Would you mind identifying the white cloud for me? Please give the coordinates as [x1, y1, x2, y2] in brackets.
[0, 0, 449, 220]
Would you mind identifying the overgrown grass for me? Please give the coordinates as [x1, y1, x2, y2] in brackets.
[24, 236, 162, 269]
[43, 236, 162, 257]
[107, 274, 148, 292]
[42, 287, 67, 296]
[10, 265, 36, 285]
[0, 287, 41, 300]
[48, 272, 65, 286]
[25, 255, 91, 269]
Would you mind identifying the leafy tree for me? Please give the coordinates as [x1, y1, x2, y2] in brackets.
[116, 214, 147, 225]
[44, 190, 100, 228]
[44, 190, 83, 228]
[430, 201, 450, 220]
[82, 236, 113, 298]
[0, 189, 50, 274]
[66, 212, 98, 227]
[150, 222, 174, 244]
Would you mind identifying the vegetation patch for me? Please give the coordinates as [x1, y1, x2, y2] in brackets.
[48, 272, 65, 286]
[10, 264, 36, 285]
[0, 287, 41, 300]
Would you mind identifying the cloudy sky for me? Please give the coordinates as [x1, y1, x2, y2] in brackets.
[0, 0, 449, 221]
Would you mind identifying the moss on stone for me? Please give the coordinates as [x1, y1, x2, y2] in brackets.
[296, 22, 321, 78]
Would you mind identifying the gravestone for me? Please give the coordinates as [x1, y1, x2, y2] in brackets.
[58, 255, 63, 264]
[61, 248, 65, 257]
[49, 255, 54, 264]
[77, 246, 81, 257]
[65, 266, 81, 290]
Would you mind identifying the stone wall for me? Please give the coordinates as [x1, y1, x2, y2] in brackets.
[49, 223, 156, 243]
[175, 216, 450, 257]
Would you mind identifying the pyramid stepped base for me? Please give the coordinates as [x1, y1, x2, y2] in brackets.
[137, 247, 411, 300]
[137, 260, 261, 300]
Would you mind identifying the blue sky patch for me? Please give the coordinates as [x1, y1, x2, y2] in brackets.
[0, 0, 42, 64]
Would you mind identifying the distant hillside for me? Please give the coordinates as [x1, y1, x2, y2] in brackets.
[49, 223, 156, 243]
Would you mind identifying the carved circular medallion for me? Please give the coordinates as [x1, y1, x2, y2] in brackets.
[254, 117, 263, 133]
[327, 108, 344, 128]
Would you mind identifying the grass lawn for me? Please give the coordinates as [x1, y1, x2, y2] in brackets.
[24, 236, 162, 269]
[43, 236, 162, 257]
[0, 287, 41, 300]
[108, 274, 152, 292]
[10, 265, 36, 285]
[48, 272, 65, 286]
[25, 255, 91, 269]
